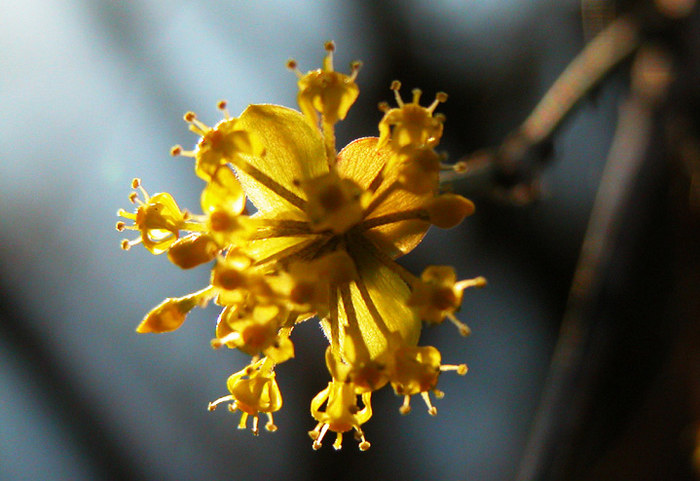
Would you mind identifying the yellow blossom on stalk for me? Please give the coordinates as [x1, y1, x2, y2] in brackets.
[117, 43, 484, 451]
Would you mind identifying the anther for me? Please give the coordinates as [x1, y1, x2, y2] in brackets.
[422, 392, 437, 416]
[399, 395, 412, 415]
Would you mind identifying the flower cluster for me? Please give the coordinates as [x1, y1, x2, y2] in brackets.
[117, 42, 485, 451]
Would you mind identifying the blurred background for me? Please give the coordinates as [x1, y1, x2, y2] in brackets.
[1, 1, 698, 480]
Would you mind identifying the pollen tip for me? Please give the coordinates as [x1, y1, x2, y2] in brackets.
[210, 338, 223, 349]
[436, 91, 448, 103]
[128, 192, 138, 204]
[312, 441, 322, 450]
[120, 239, 131, 251]
[115, 221, 126, 232]
[350, 60, 362, 71]
[390, 80, 401, 91]
[216, 100, 227, 111]
[207, 402, 216, 411]
[324, 40, 336, 52]
[359, 441, 371, 451]
[399, 405, 411, 415]
[286, 58, 297, 70]
[457, 364, 468, 375]
[378, 101, 390, 112]
[265, 422, 278, 432]
[308, 430, 319, 441]
[428, 406, 438, 416]
[170, 144, 183, 156]
[459, 325, 471, 337]
[184, 111, 196, 122]
[131, 178, 141, 189]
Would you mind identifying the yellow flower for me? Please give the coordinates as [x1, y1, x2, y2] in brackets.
[118, 43, 483, 451]
[208, 358, 283, 435]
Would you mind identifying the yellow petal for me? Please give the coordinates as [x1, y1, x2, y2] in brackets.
[338, 244, 421, 360]
[337, 137, 432, 257]
[234, 104, 327, 214]
[201, 165, 246, 215]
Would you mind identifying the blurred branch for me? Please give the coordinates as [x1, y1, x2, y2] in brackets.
[515, 45, 675, 481]
[443, 15, 640, 202]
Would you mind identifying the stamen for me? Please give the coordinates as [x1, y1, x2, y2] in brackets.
[333, 432, 343, 450]
[390, 80, 403, 106]
[216, 100, 230, 119]
[251, 415, 260, 436]
[447, 313, 471, 337]
[183, 111, 210, 136]
[427, 92, 448, 113]
[312, 423, 330, 450]
[265, 413, 277, 432]
[286, 58, 303, 78]
[441, 364, 468, 375]
[455, 276, 487, 291]
[238, 412, 249, 430]
[208, 394, 234, 411]
[421, 391, 437, 416]
[349, 60, 362, 81]
[399, 395, 412, 415]
[411, 88, 422, 104]
[357, 431, 371, 451]
[323, 41, 335, 72]
[308, 422, 323, 441]
[121, 238, 142, 251]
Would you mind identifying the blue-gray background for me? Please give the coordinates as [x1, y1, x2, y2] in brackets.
[0, 1, 632, 480]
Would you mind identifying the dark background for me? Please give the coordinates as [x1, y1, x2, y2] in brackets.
[1, 1, 698, 480]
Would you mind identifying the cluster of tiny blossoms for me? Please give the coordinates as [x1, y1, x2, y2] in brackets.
[117, 42, 485, 451]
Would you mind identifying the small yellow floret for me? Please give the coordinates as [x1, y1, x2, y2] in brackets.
[301, 170, 368, 234]
[309, 379, 372, 451]
[377, 81, 447, 150]
[174, 104, 264, 181]
[117, 179, 186, 255]
[409, 266, 486, 335]
[424, 193, 475, 229]
[137, 296, 196, 333]
[209, 360, 283, 435]
[289, 42, 361, 127]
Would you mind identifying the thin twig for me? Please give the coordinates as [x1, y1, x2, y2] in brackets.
[443, 16, 641, 194]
